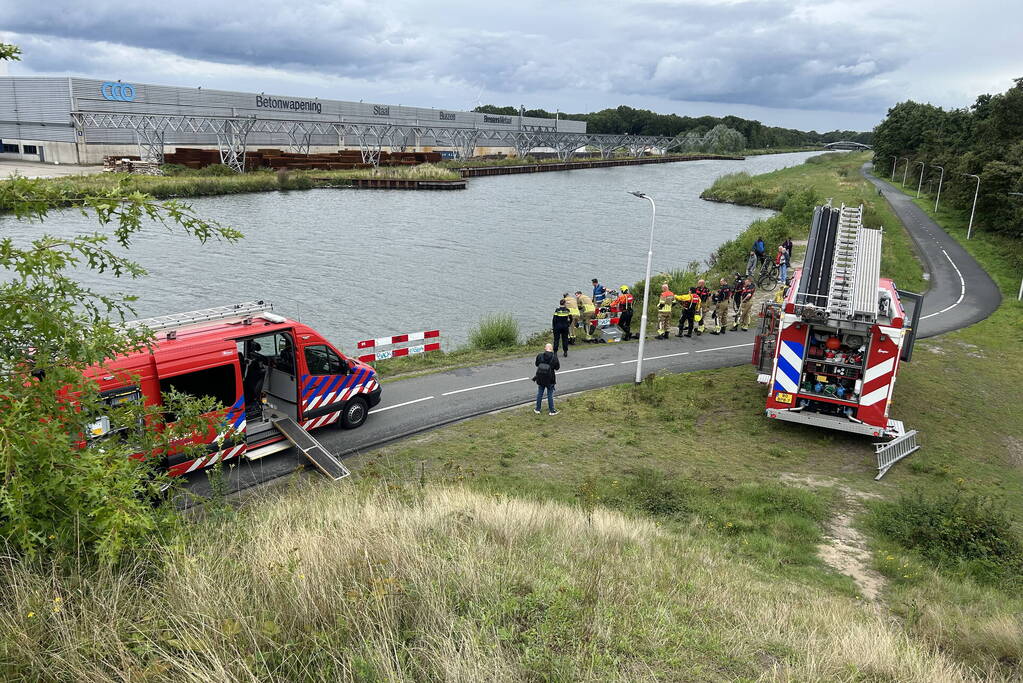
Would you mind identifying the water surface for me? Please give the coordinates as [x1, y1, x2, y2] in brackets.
[3, 151, 822, 349]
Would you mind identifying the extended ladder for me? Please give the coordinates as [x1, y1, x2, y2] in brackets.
[826, 204, 862, 320]
[272, 417, 351, 481]
[125, 300, 277, 332]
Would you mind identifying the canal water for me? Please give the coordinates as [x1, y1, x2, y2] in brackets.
[5, 151, 822, 350]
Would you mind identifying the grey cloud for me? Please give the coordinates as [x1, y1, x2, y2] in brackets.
[3, 0, 422, 76]
[1, 0, 916, 118]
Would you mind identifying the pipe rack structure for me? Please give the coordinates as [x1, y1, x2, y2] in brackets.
[71, 110, 718, 172]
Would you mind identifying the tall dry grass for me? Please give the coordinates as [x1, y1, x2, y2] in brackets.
[0, 483, 993, 681]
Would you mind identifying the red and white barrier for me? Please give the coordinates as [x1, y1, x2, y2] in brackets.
[357, 329, 441, 363]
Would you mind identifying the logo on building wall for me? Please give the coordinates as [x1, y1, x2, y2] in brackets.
[373, 105, 390, 116]
[439, 111, 455, 121]
[101, 82, 136, 102]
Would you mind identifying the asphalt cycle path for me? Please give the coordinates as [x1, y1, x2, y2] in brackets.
[862, 164, 1000, 337]
[186, 165, 1002, 498]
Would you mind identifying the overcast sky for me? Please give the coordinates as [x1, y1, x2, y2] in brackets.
[1, 0, 1019, 132]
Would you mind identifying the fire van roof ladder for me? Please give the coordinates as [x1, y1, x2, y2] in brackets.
[124, 301, 277, 333]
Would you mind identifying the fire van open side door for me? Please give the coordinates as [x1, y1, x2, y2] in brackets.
[154, 339, 246, 473]
[896, 289, 924, 362]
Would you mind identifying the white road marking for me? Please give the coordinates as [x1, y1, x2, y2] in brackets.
[920, 247, 966, 320]
[442, 377, 530, 396]
[694, 342, 754, 353]
[619, 351, 690, 364]
[370, 396, 435, 413]
[559, 363, 616, 374]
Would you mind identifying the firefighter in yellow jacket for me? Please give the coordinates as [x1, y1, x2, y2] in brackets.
[576, 291, 596, 341]
[562, 292, 580, 341]
[655, 283, 675, 339]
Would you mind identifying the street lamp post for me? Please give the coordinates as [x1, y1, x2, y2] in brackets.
[629, 191, 656, 384]
[932, 165, 944, 212]
[915, 161, 926, 198]
[901, 157, 910, 186]
[890, 155, 898, 181]
[964, 173, 981, 239]
[1010, 192, 1023, 300]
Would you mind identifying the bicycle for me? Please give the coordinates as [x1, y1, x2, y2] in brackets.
[752, 259, 779, 291]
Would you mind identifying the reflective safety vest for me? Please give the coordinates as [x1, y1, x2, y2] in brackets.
[615, 293, 634, 311]
[552, 306, 572, 330]
[564, 296, 579, 315]
[694, 286, 711, 304]
[592, 283, 606, 304]
[657, 291, 675, 312]
[740, 283, 757, 301]
[578, 294, 595, 313]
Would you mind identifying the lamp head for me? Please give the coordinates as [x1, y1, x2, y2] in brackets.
[629, 191, 647, 199]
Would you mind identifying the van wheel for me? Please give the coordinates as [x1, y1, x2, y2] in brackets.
[340, 397, 368, 429]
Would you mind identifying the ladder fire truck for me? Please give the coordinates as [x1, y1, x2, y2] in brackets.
[753, 203, 924, 478]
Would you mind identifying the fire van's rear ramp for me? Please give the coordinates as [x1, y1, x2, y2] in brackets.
[272, 417, 351, 481]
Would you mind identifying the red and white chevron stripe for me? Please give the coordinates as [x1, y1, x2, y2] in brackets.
[174, 442, 247, 476]
[301, 410, 341, 430]
[357, 330, 441, 363]
[856, 325, 904, 427]
[304, 378, 379, 410]
[860, 357, 896, 406]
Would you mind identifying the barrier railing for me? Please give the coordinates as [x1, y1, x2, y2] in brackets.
[356, 330, 441, 363]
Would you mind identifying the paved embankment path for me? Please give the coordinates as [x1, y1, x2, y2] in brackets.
[187, 163, 1002, 497]
[862, 164, 1000, 336]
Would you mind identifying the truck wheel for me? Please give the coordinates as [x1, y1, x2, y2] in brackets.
[340, 397, 368, 429]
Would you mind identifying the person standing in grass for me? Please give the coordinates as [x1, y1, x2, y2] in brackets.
[533, 343, 560, 415]
[776, 244, 789, 284]
[734, 277, 757, 331]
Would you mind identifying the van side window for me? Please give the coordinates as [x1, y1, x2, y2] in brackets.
[304, 345, 346, 375]
[159, 365, 238, 420]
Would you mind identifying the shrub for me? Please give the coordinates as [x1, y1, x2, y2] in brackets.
[870, 489, 1023, 584]
[468, 313, 519, 350]
[197, 163, 238, 177]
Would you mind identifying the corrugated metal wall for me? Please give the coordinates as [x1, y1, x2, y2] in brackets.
[1, 76, 584, 147]
[0, 78, 75, 142]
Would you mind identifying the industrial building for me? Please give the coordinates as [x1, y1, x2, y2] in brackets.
[0, 76, 586, 165]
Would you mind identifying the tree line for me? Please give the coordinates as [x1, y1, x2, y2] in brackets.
[473, 104, 872, 149]
[871, 78, 1023, 238]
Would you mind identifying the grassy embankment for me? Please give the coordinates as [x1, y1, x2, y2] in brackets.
[5, 163, 463, 202]
[743, 146, 822, 156]
[3, 153, 1022, 679]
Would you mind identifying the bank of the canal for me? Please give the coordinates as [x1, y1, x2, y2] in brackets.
[1, 151, 823, 350]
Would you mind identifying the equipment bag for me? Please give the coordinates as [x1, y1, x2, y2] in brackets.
[534, 360, 554, 384]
